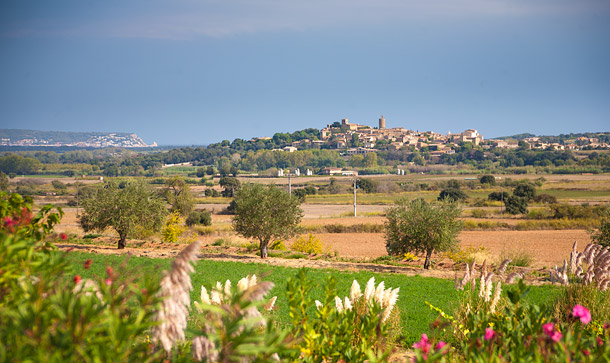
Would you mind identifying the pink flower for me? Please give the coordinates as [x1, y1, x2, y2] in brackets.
[572, 305, 591, 324]
[484, 327, 495, 341]
[73, 275, 81, 284]
[413, 334, 431, 358]
[105, 278, 112, 286]
[542, 323, 555, 336]
[550, 330, 562, 342]
[60, 233, 68, 240]
[435, 341, 448, 354]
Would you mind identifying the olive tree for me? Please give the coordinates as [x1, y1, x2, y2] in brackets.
[162, 176, 194, 216]
[232, 183, 302, 258]
[385, 198, 462, 269]
[79, 180, 167, 249]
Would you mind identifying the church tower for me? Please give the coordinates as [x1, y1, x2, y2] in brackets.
[379, 115, 386, 129]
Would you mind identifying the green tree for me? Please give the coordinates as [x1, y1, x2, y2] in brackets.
[206, 166, 215, 175]
[513, 183, 536, 201]
[438, 188, 467, 202]
[385, 198, 462, 269]
[219, 177, 240, 197]
[232, 184, 303, 258]
[162, 176, 194, 216]
[363, 152, 378, 167]
[196, 167, 206, 178]
[479, 175, 496, 185]
[356, 178, 378, 193]
[505, 195, 528, 215]
[79, 180, 167, 249]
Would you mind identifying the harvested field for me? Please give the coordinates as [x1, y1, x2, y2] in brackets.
[288, 230, 591, 268]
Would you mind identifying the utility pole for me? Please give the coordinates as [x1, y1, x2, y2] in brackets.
[353, 178, 357, 217]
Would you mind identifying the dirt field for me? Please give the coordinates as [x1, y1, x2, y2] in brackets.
[285, 230, 590, 268]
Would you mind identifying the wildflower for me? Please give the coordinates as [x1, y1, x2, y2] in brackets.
[435, 341, 448, 354]
[364, 277, 375, 303]
[151, 241, 200, 353]
[572, 304, 591, 324]
[105, 278, 112, 286]
[224, 280, 232, 298]
[374, 281, 386, 304]
[413, 334, 432, 358]
[84, 259, 92, 269]
[542, 323, 555, 337]
[484, 327, 495, 341]
[73, 275, 82, 284]
[210, 290, 222, 305]
[200, 286, 210, 305]
[315, 300, 323, 310]
[60, 233, 68, 240]
[582, 349, 590, 357]
[350, 280, 362, 302]
[106, 266, 113, 276]
[490, 282, 502, 314]
[343, 296, 353, 311]
[335, 296, 344, 313]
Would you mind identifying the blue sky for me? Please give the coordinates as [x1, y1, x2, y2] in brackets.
[1, 0, 609, 145]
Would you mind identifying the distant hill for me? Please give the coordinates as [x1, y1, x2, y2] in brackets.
[0, 129, 155, 148]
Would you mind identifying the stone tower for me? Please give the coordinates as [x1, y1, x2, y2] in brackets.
[379, 115, 386, 129]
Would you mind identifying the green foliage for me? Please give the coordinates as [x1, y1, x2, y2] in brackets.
[185, 209, 212, 227]
[533, 193, 557, 204]
[1, 192, 63, 241]
[0, 172, 8, 192]
[385, 198, 462, 269]
[269, 239, 287, 250]
[79, 180, 167, 248]
[591, 210, 610, 247]
[292, 233, 325, 254]
[51, 180, 67, 190]
[286, 270, 392, 362]
[505, 195, 528, 215]
[161, 211, 185, 242]
[488, 191, 509, 201]
[438, 188, 467, 202]
[232, 183, 303, 258]
[162, 176, 194, 216]
[0, 195, 162, 363]
[204, 188, 220, 197]
[422, 281, 610, 362]
[513, 182, 537, 201]
[357, 178, 379, 193]
[479, 174, 496, 185]
[219, 176, 240, 197]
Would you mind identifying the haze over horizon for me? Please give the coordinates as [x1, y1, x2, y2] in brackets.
[1, 1, 609, 146]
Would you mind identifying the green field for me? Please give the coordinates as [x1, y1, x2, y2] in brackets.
[67, 252, 560, 344]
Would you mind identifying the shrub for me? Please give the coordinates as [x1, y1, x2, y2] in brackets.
[470, 209, 488, 218]
[505, 195, 528, 215]
[286, 270, 395, 362]
[269, 239, 287, 251]
[533, 193, 557, 204]
[591, 211, 610, 247]
[488, 191, 509, 201]
[162, 211, 185, 242]
[292, 234, 325, 254]
[185, 209, 212, 227]
[438, 188, 467, 202]
[479, 174, 496, 185]
[513, 182, 536, 201]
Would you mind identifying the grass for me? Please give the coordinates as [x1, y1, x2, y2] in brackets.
[65, 252, 560, 344]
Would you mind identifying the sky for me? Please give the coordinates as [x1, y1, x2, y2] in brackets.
[1, 0, 609, 146]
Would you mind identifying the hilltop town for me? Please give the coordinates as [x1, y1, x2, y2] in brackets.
[252, 116, 608, 156]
